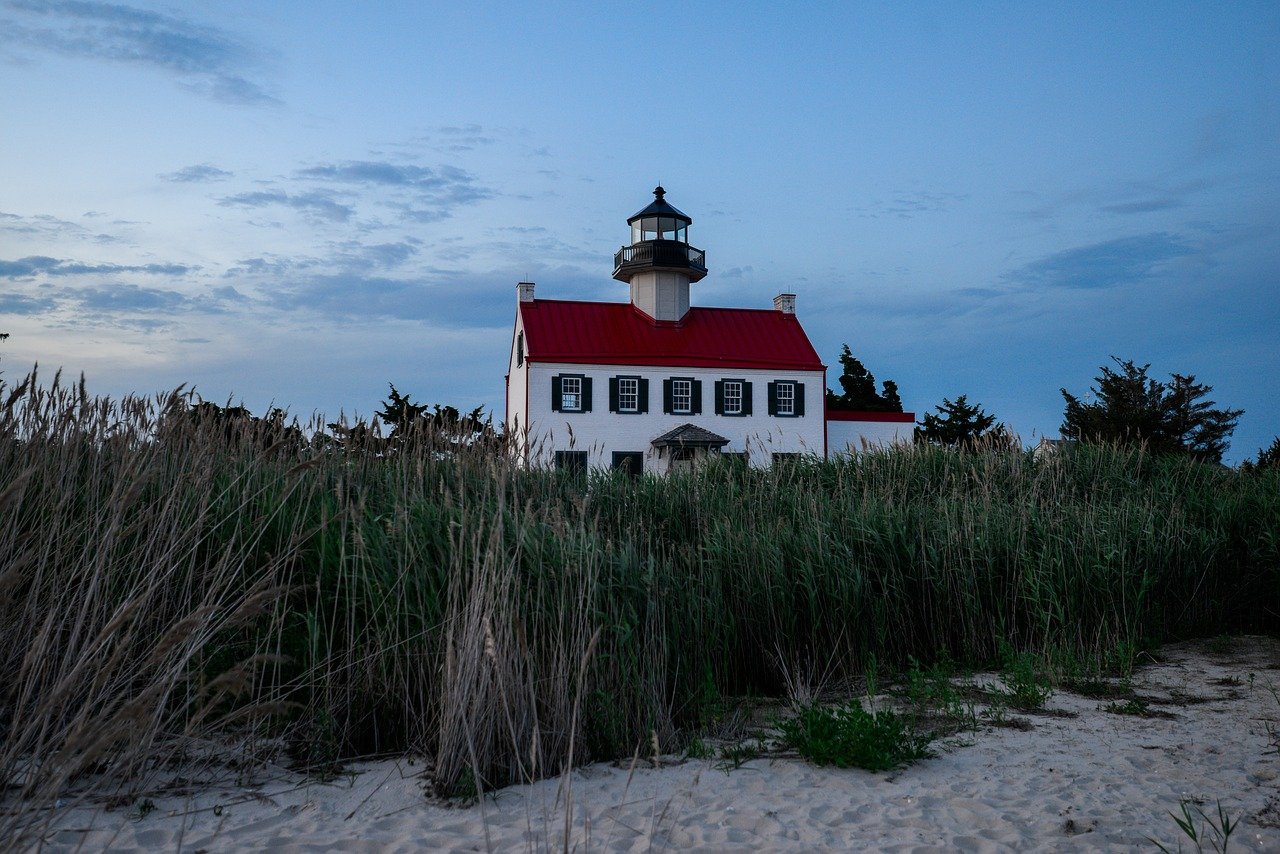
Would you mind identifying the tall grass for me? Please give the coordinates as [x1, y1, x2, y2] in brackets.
[2, 368, 1278, 838]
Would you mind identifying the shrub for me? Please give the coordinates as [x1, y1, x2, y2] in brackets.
[778, 701, 933, 771]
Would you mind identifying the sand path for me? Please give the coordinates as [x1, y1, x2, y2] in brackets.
[33, 637, 1280, 851]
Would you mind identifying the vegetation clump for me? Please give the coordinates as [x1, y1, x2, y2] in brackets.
[778, 701, 933, 771]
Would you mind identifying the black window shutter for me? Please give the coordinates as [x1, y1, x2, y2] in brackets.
[551, 375, 562, 412]
[663, 379, 673, 414]
[608, 377, 619, 413]
[714, 380, 724, 415]
[767, 381, 778, 416]
[742, 381, 753, 416]
[691, 379, 703, 415]
[795, 382, 805, 416]
[638, 378, 650, 413]
[581, 377, 593, 412]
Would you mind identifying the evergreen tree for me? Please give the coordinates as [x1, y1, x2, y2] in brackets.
[915, 395, 1000, 447]
[1240, 437, 1280, 472]
[880, 380, 903, 413]
[1061, 358, 1242, 463]
[826, 344, 904, 412]
[376, 383, 499, 453]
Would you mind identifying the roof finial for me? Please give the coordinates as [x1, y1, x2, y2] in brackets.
[653, 184, 665, 201]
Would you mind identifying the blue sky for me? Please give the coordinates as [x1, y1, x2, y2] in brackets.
[1, 1, 1277, 460]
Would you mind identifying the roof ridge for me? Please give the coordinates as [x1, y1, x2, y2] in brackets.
[525, 298, 793, 315]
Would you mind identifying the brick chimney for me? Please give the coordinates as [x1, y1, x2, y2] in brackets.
[517, 281, 535, 302]
[773, 292, 796, 314]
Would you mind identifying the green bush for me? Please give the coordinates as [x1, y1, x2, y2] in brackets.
[778, 702, 933, 771]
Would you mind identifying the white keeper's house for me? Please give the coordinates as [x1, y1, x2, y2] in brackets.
[505, 187, 913, 474]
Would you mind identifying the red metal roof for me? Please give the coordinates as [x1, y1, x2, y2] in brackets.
[825, 409, 916, 423]
[520, 299, 824, 371]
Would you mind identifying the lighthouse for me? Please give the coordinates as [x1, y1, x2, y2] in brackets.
[612, 185, 707, 322]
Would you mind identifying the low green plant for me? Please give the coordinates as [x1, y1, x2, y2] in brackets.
[1151, 799, 1238, 853]
[998, 645, 1053, 710]
[779, 701, 933, 771]
[980, 695, 1010, 726]
[1103, 698, 1149, 716]
[715, 740, 761, 771]
[904, 655, 977, 730]
[685, 737, 713, 760]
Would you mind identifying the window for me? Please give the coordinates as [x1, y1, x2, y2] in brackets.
[552, 374, 591, 413]
[714, 379, 752, 416]
[618, 377, 638, 412]
[612, 451, 643, 477]
[672, 379, 692, 414]
[515, 332, 524, 367]
[663, 377, 701, 415]
[723, 381, 743, 415]
[561, 375, 582, 411]
[609, 376, 648, 414]
[775, 382, 794, 416]
[555, 451, 587, 474]
[767, 380, 805, 417]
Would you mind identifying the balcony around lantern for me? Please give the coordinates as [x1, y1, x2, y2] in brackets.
[613, 239, 707, 281]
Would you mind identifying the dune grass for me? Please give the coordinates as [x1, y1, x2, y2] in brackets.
[2, 367, 1279, 840]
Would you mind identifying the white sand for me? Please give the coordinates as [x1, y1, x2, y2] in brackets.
[31, 637, 1280, 851]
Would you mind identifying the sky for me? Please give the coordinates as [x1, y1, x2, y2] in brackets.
[1, 1, 1277, 461]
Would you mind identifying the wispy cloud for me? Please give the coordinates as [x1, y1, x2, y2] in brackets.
[66, 282, 193, 312]
[0, 293, 57, 314]
[1098, 198, 1182, 215]
[294, 160, 494, 225]
[435, 124, 496, 151]
[0, 279, 245, 324]
[1004, 233, 1195, 290]
[264, 269, 525, 328]
[330, 241, 418, 270]
[298, 161, 491, 203]
[219, 190, 354, 223]
[160, 163, 232, 183]
[1, 0, 276, 105]
[0, 254, 192, 278]
[0, 210, 122, 243]
[856, 191, 968, 219]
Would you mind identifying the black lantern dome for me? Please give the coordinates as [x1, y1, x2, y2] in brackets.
[613, 186, 707, 283]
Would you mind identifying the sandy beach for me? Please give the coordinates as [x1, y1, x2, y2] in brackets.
[28, 637, 1280, 852]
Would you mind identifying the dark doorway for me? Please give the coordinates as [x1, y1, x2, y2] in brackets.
[611, 451, 643, 476]
[555, 450, 588, 475]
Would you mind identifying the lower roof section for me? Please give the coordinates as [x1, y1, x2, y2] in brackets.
[825, 410, 916, 423]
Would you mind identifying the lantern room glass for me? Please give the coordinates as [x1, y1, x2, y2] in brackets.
[629, 217, 690, 245]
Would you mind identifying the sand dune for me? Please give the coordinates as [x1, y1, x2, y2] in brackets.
[34, 637, 1280, 851]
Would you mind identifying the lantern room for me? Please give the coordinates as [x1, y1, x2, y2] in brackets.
[613, 186, 707, 287]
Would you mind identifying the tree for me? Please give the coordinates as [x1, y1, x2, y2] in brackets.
[825, 345, 904, 412]
[1241, 437, 1280, 472]
[376, 383, 500, 454]
[915, 395, 1001, 447]
[169, 398, 305, 453]
[1060, 358, 1242, 464]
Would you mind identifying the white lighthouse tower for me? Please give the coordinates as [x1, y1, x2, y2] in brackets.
[612, 185, 707, 322]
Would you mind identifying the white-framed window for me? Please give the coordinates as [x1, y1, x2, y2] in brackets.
[618, 377, 639, 412]
[561, 375, 582, 411]
[776, 381, 795, 416]
[723, 380, 743, 415]
[672, 379, 692, 414]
